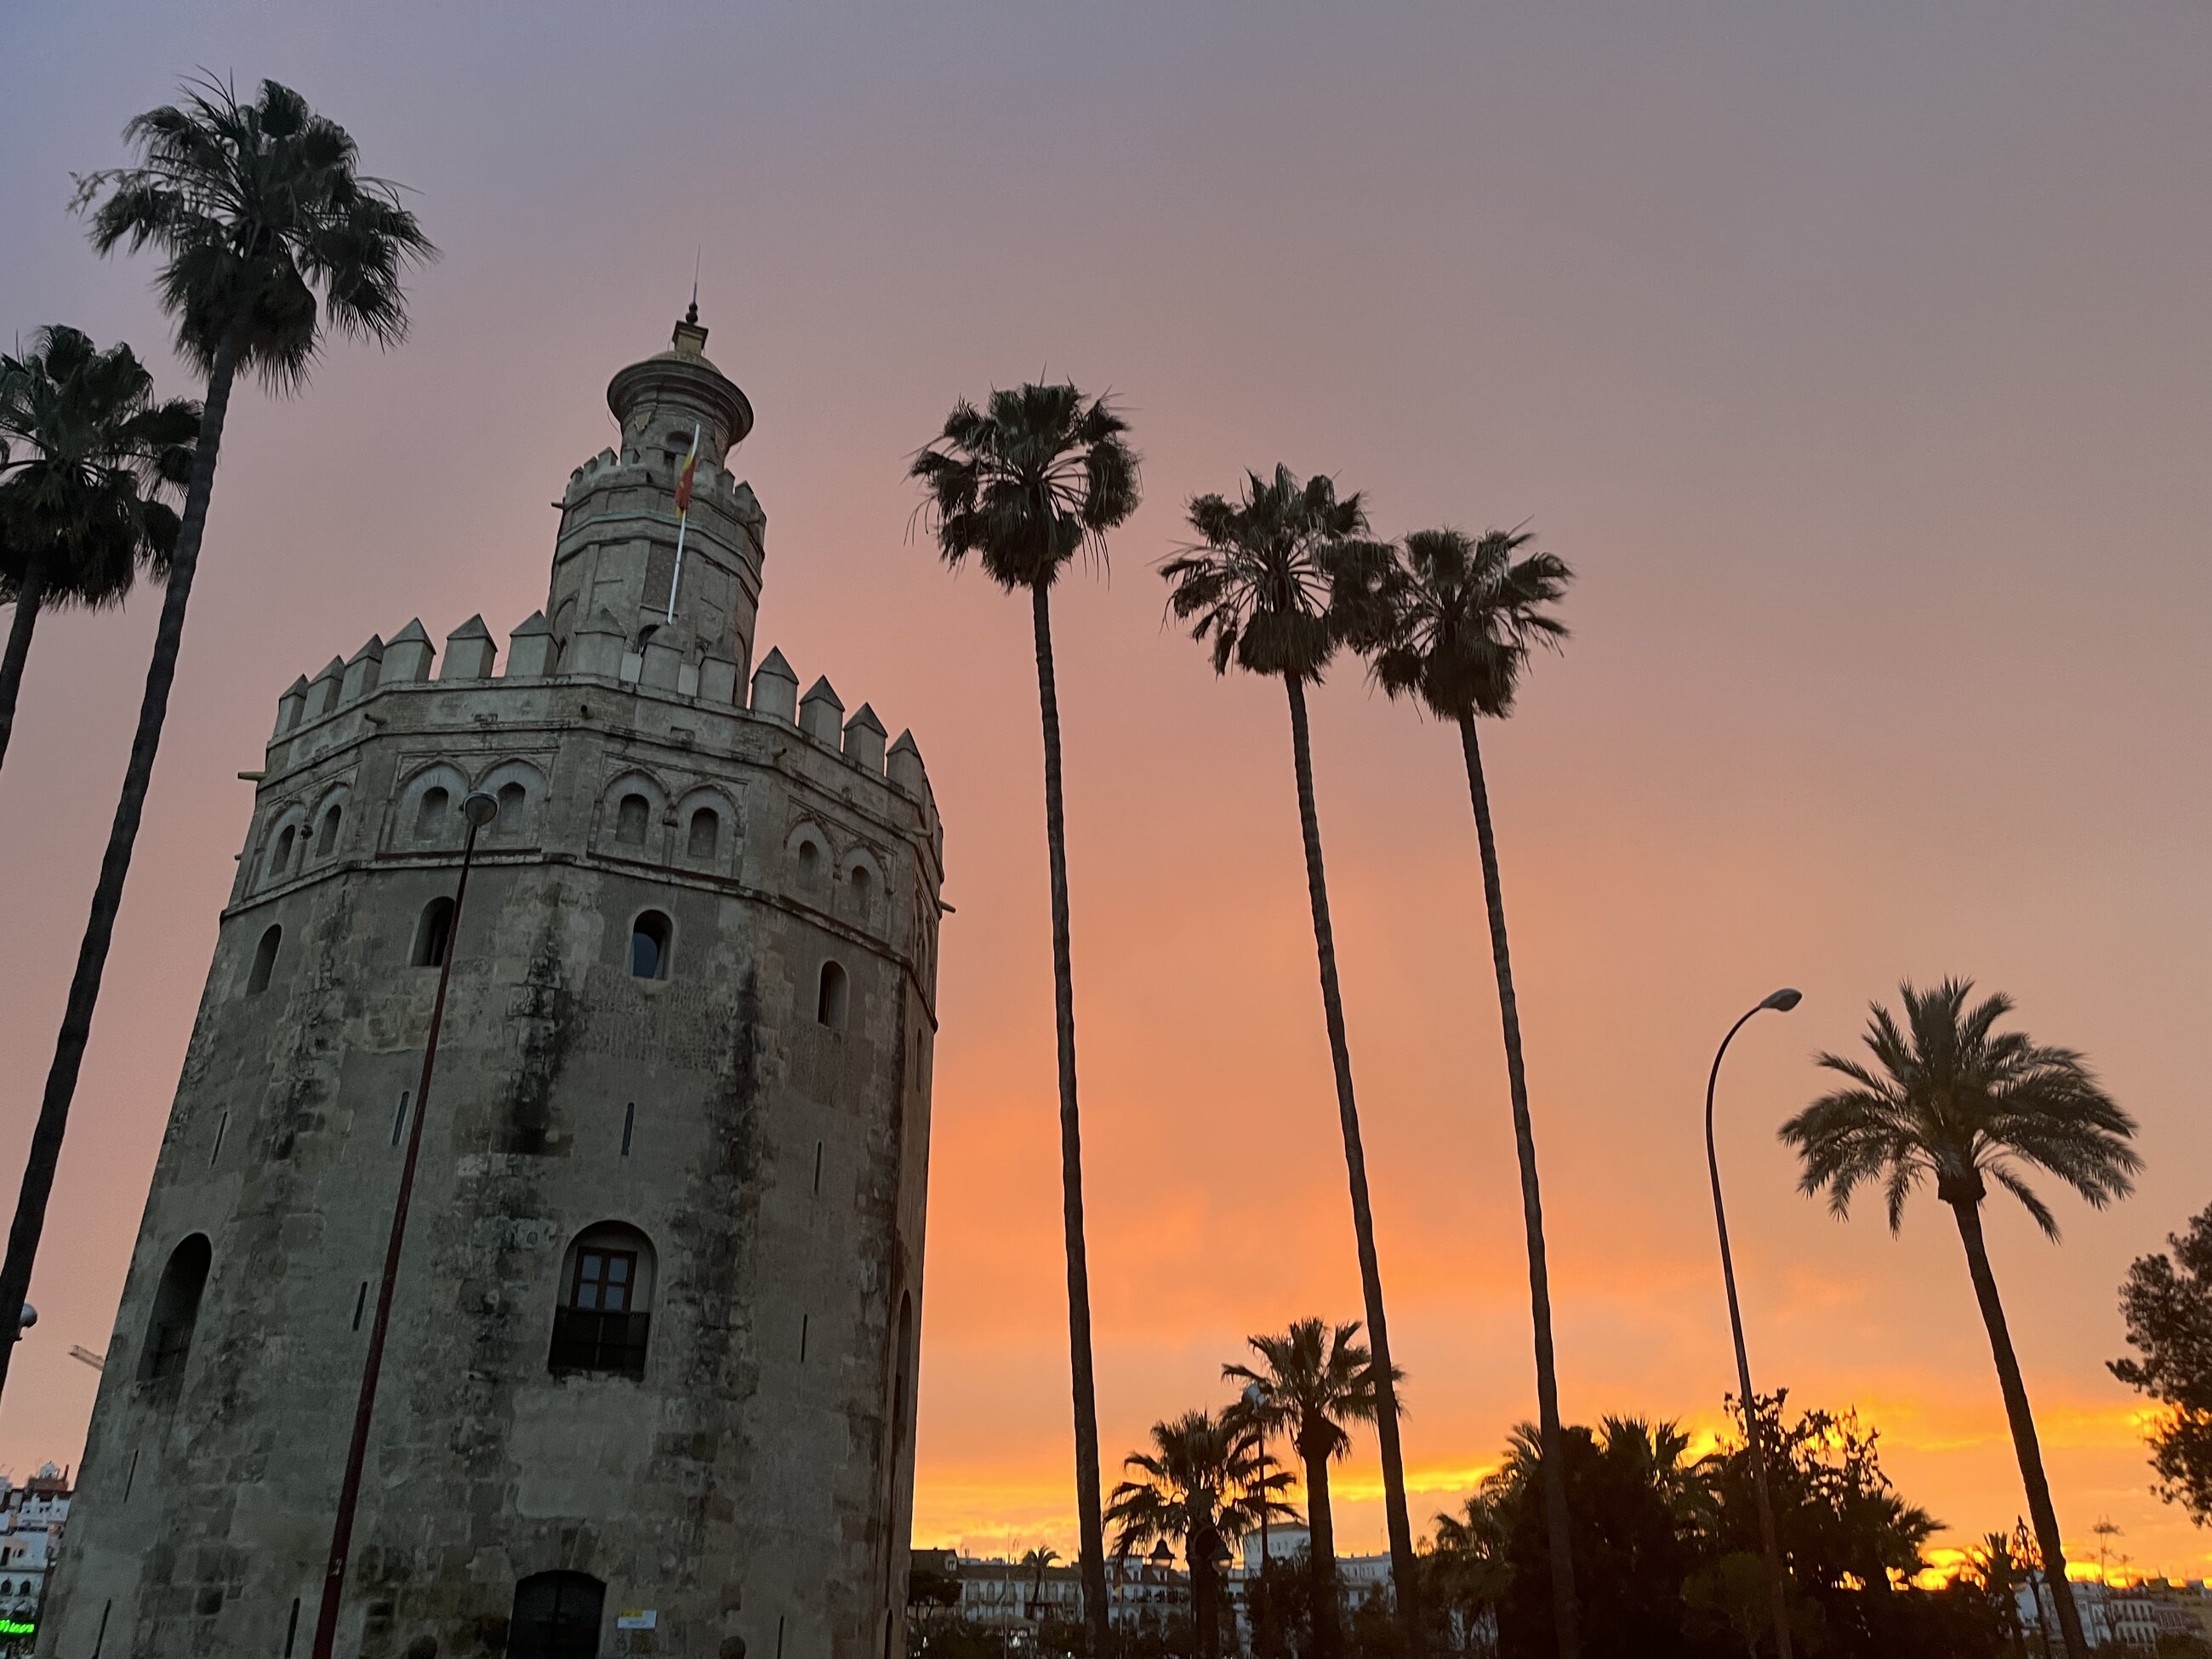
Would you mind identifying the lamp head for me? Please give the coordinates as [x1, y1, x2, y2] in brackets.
[17, 1302, 35, 1331]
[461, 790, 500, 829]
[1243, 1381, 1265, 1410]
[1760, 987, 1804, 1013]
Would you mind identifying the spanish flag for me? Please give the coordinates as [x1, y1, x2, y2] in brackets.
[674, 423, 701, 516]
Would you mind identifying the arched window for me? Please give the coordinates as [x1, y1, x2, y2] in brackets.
[630, 911, 671, 980]
[548, 1223, 654, 1379]
[892, 1291, 915, 1455]
[246, 926, 282, 995]
[616, 793, 649, 846]
[817, 960, 849, 1029]
[266, 825, 295, 880]
[412, 898, 454, 968]
[416, 786, 450, 840]
[510, 1571, 607, 1659]
[687, 807, 719, 860]
[850, 863, 874, 915]
[140, 1234, 212, 1382]
[316, 805, 342, 858]
[797, 838, 822, 886]
[496, 780, 527, 831]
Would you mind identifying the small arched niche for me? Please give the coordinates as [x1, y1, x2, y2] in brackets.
[411, 897, 454, 968]
[510, 1571, 607, 1659]
[245, 925, 282, 995]
[315, 803, 343, 858]
[139, 1234, 212, 1383]
[817, 959, 850, 1029]
[415, 785, 452, 841]
[548, 1222, 655, 1379]
[629, 910, 672, 980]
[687, 806, 720, 861]
[265, 823, 298, 883]
[615, 792, 650, 846]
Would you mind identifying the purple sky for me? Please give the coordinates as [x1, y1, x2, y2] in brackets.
[3, 0, 2210, 1576]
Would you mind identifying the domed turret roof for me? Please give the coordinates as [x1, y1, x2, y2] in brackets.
[607, 305, 754, 453]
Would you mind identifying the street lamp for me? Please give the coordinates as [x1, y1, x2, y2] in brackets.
[1706, 986, 1801, 1659]
[311, 789, 499, 1659]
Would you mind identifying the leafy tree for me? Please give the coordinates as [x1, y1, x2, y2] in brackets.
[2110, 1201, 2212, 1525]
[1781, 979, 2138, 1659]
[0, 324, 197, 770]
[912, 384, 1138, 1653]
[1106, 1408, 1288, 1659]
[1224, 1315, 1394, 1656]
[1346, 523, 1580, 1654]
[0, 76, 433, 1401]
[1160, 467, 1423, 1641]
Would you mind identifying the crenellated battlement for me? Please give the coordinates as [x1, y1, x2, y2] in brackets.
[264, 613, 938, 829]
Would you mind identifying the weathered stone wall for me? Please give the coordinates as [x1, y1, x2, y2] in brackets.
[41, 325, 942, 1659]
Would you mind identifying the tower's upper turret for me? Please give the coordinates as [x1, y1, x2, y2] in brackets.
[607, 301, 755, 466]
[547, 311, 767, 674]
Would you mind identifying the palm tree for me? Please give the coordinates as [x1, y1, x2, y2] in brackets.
[0, 76, 434, 1400]
[1160, 465, 1422, 1642]
[1781, 978, 2138, 1659]
[0, 324, 198, 771]
[1106, 1408, 1289, 1659]
[1348, 524, 1580, 1654]
[1223, 1316, 1396, 1656]
[1021, 1546, 1062, 1625]
[910, 382, 1138, 1654]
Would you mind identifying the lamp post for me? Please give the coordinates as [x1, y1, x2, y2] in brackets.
[311, 789, 499, 1659]
[1706, 986, 1802, 1659]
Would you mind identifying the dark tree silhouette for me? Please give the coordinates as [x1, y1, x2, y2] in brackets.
[2110, 1200, 2212, 1526]
[911, 382, 1138, 1654]
[0, 75, 434, 1400]
[1160, 465, 1423, 1645]
[1782, 978, 2137, 1659]
[0, 324, 197, 770]
[1346, 523, 1581, 1656]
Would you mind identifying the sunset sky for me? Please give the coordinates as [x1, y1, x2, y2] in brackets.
[3, 0, 2210, 1582]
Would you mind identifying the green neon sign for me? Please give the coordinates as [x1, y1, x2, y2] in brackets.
[0, 1619, 35, 1635]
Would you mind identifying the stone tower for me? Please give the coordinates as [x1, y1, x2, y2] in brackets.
[41, 315, 944, 1659]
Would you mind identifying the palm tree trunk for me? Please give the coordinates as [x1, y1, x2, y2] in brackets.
[0, 555, 48, 772]
[0, 338, 237, 1400]
[1281, 674, 1422, 1648]
[1948, 1199, 2089, 1659]
[1190, 1528, 1218, 1659]
[1457, 715, 1582, 1659]
[1031, 582, 1110, 1657]
[1302, 1437, 1343, 1657]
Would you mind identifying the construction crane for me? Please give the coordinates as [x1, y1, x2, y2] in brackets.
[67, 1346, 102, 1372]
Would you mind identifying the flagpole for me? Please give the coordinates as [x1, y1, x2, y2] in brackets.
[666, 420, 701, 624]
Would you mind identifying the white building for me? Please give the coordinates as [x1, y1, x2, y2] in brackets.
[0, 1465, 71, 1651]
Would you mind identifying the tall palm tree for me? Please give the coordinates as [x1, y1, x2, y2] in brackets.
[1021, 1546, 1062, 1624]
[1160, 466, 1423, 1641]
[0, 76, 434, 1399]
[1347, 524, 1581, 1654]
[1781, 978, 2138, 1659]
[1106, 1407, 1289, 1659]
[0, 324, 198, 771]
[910, 383, 1138, 1654]
[1223, 1316, 1395, 1656]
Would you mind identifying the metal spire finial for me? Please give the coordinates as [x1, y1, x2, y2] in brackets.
[686, 248, 700, 327]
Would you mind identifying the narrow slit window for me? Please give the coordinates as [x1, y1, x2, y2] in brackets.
[412, 898, 454, 968]
[391, 1091, 411, 1148]
[246, 926, 282, 995]
[352, 1281, 368, 1331]
[816, 961, 848, 1029]
[123, 1448, 140, 1502]
[209, 1111, 227, 1168]
[800, 1313, 810, 1363]
[812, 1141, 824, 1196]
[621, 1102, 636, 1157]
[285, 1598, 300, 1657]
